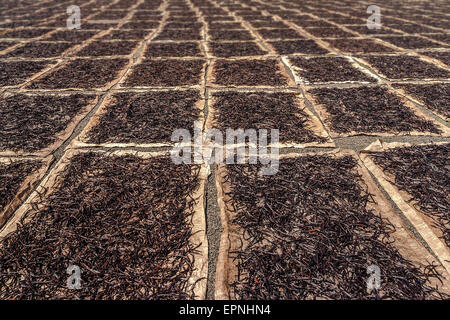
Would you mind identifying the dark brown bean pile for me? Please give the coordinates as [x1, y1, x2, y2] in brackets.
[425, 34, 450, 45]
[44, 30, 98, 42]
[212, 59, 289, 86]
[74, 40, 139, 57]
[0, 153, 202, 299]
[42, 19, 75, 28]
[211, 91, 327, 144]
[0, 60, 54, 87]
[388, 24, 436, 34]
[361, 55, 450, 79]
[0, 160, 41, 214]
[145, 42, 203, 57]
[133, 14, 162, 20]
[0, 21, 35, 28]
[123, 59, 204, 87]
[393, 83, 449, 119]
[422, 51, 450, 67]
[90, 11, 129, 20]
[249, 21, 289, 29]
[325, 38, 396, 53]
[122, 21, 160, 29]
[330, 18, 364, 25]
[346, 25, 400, 35]
[2, 28, 52, 39]
[168, 16, 201, 22]
[269, 40, 329, 55]
[0, 93, 97, 152]
[308, 86, 441, 134]
[86, 90, 202, 144]
[203, 16, 235, 22]
[424, 20, 450, 29]
[0, 41, 19, 51]
[208, 22, 244, 29]
[83, 23, 117, 30]
[209, 42, 266, 57]
[292, 20, 335, 28]
[238, 15, 266, 21]
[370, 144, 450, 246]
[377, 36, 446, 49]
[28, 58, 128, 89]
[3, 42, 73, 58]
[100, 30, 150, 40]
[289, 56, 376, 83]
[305, 27, 355, 38]
[155, 29, 202, 40]
[208, 30, 255, 41]
[224, 155, 447, 299]
[165, 22, 203, 30]
[257, 28, 303, 40]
